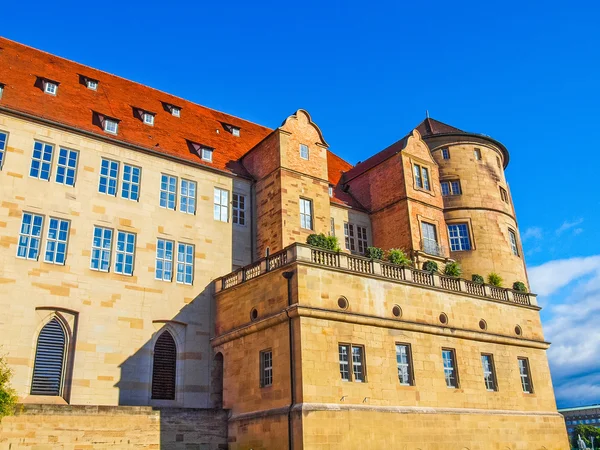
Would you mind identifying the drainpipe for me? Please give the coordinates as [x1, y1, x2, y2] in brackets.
[282, 270, 296, 450]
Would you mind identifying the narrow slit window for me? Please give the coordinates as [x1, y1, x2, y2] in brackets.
[474, 148, 482, 160]
[44, 218, 70, 265]
[441, 148, 450, 159]
[30, 141, 54, 181]
[260, 350, 273, 387]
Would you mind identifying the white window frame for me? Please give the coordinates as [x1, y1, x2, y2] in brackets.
[357, 225, 368, 254]
[155, 238, 174, 282]
[260, 349, 273, 387]
[344, 222, 356, 252]
[171, 106, 180, 117]
[231, 126, 240, 137]
[176, 242, 194, 285]
[180, 179, 196, 215]
[481, 354, 497, 392]
[299, 198, 313, 230]
[474, 148, 482, 160]
[104, 119, 118, 134]
[121, 164, 141, 201]
[30, 141, 54, 181]
[44, 81, 58, 95]
[55, 148, 78, 187]
[99, 158, 119, 196]
[396, 343, 413, 386]
[0, 84, 4, 99]
[17, 213, 44, 260]
[214, 188, 229, 222]
[328, 185, 333, 197]
[442, 348, 459, 388]
[0, 131, 8, 169]
[441, 148, 450, 159]
[114, 231, 136, 276]
[339, 343, 366, 383]
[90, 226, 113, 272]
[518, 358, 533, 393]
[143, 112, 154, 126]
[300, 144, 309, 160]
[448, 223, 471, 252]
[201, 147, 213, 162]
[232, 192, 246, 226]
[44, 218, 70, 265]
[160, 174, 177, 210]
[509, 229, 519, 256]
[86, 79, 98, 90]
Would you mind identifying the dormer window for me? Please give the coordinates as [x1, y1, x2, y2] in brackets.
[0, 84, 4, 99]
[231, 126, 240, 137]
[172, 107, 180, 117]
[44, 81, 58, 95]
[104, 119, 118, 134]
[143, 112, 155, 126]
[86, 78, 98, 90]
[201, 147, 213, 162]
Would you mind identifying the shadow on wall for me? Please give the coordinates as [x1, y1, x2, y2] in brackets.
[114, 282, 227, 449]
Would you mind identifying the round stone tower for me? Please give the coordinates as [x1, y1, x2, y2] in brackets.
[417, 118, 529, 289]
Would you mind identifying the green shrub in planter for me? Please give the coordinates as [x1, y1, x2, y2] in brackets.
[513, 281, 527, 292]
[487, 272, 503, 287]
[444, 261, 462, 277]
[306, 234, 340, 252]
[471, 274, 484, 284]
[366, 246, 384, 260]
[422, 260, 439, 273]
[388, 248, 411, 266]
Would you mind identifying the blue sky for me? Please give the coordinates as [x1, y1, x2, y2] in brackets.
[3, 1, 599, 408]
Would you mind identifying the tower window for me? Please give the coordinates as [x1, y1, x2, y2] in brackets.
[496, 156, 501, 168]
[500, 187, 509, 203]
[509, 228, 519, 256]
[474, 148, 482, 160]
[260, 349, 273, 387]
[441, 180, 462, 196]
[442, 348, 459, 388]
[518, 357, 533, 393]
[481, 354, 497, 391]
[151, 331, 177, 400]
[441, 148, 450, 159]
[448, 223, 471, 251]
[300, 144, 309, 160]
[31, 318, 67, 396]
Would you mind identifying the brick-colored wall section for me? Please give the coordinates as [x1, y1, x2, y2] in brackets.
[0, 405, 228, 449]
[254, 170, 283, 256]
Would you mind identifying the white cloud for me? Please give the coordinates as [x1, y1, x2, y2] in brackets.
[556, 218, 584, 236]
[522, 227, 543, 242]
[528, 255, 600, 296]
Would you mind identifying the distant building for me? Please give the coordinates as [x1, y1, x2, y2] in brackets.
[559, 405, 600, 440]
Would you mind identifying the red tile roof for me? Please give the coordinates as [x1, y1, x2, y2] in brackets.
[342, 135, 410, 183]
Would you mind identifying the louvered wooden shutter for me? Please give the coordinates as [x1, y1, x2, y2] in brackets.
[30, 318, 66, 396]
[151, 331, 177, 400]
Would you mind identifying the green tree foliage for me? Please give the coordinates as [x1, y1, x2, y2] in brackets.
[487, 272, 503, 287]
[387, 249, 412, 266]
[306, 234, 340, 252]
[0, 355, 17, 418]
[571, 424, 600, 449]
[444, 261, 462, 277]
[365, 247, 384, 260]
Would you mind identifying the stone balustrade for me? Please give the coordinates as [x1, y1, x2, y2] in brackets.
[214, 244, 537, 307]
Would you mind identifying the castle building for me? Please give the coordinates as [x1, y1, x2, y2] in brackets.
[0, 37, 568, 449]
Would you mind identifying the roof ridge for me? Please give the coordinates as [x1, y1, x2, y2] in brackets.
[0, 35, 272, 132]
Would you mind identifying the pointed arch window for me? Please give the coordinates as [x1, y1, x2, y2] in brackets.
[151, 331, 177, 400]
[31, 318, 67, 396]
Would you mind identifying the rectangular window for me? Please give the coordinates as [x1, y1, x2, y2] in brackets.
[328, 185, 333, 197]
[0, 84, 4, 99]
[99, 158, 119, 195]
[30, 141, 54, 181]
[474, 148, 482, 160]
[300, 144, 309, 160]
[143, 112, 154, 125]
[357, 226, 368, 254]
[55, 148, 78, 186]
[160, 174, 177, 210]
[180, 179, 197, 214]
[481, 354, 497, 391]
[330, 217, 335, 236]
[509, 229, 519, 256]
[104, 119, 118, 134]
[176, 242, 194, 285]
[44, 218, 70, 265]
[232, 193, 246, 225]
[339, 344, 350, 381]
[91, 226, 112, 271]
[396, 344, 414, 386]
[171, 107, 180, 117]
[86, 79, 98, 90]
[115, 231, 135, 276]
[214, 188, 229, 222]
[448, 223, 471, 251]
[299, 198, 313, 230]
[121, 164, 141, 201]
[44, 81, 58, 95]
[442, 348, 459, 388]
[441, 148, 450, 159]
[17, 213, 44, 260]
[260, 350, 273, 387]
[500, 187, 509, 203]
[231, 126, 240, 137]
[421, 222, 439, 255]
[339, 344, 366, 382]
[0, 131, 8, 169]
[155, 238, 174, 281]
[518, 358, 533, 393]
[344, 222, 356, 251]
[413, 164, 422, 188]
[496, 156, 501, 168]
[422, 167, 430, 190]
[201, 147, 213, 162]
[442, 180, 462, 196]
[352, 345, 365, 382]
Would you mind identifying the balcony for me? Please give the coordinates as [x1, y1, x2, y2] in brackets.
[420, 239, 446, 257]
[215, 243, 536, 307]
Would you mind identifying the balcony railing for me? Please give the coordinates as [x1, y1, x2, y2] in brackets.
[214, 243, 536, 307]
[420, 240, 446, 257]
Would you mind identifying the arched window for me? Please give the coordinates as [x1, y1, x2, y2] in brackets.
[210, 352, 224, 408]
[31, 318, 67, 396]
[151, 331, 177, 400]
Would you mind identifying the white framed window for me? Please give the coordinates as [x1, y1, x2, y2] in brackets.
[86, 79, 98, 90]
[339, 344, 365, 382]
[300, 144, 309, 160]
[155, 238, 174, 281]
[232, 193, 246, 225]
[143, 112, 154, 126]
[231, 126, 240, 137]
[99, 158, 119, 196]
[91, 226, 112, 272]
[442, 348, 459, 388]
[44, 81, 58, 95]
[357, 225, 368, 254]
[176, 242, 194, 285]
[44, 218, 70, 265]
[17, 213, 44, 260]
[0, 84, 4, 99]
[344, 222, 355, 252]
[413, 164, 430, 190]
[0, 131, 8, 169]
[115, 231, 135, 276]
[396, 344, 413, 386]
[104, 119, 118, 134]
[518, 358, 533, 393]
[441, 180, 461, 196]
[121, 164, 141, 201]
[481, 354, 497, 391]
[214, 188, 229, 222]
[299, 198, 313, 230]
[474, 148, 482, 160]
[180, 179, 196, 214]
[509, 228, 519, 256]
[30, 141, 54, 181]
[448, 223, 471, 251]
[260, 350, 273, 387]
[441, 148, 450, 159]
[330, 218, 335, 236]
[328, 185, 333, 197]
[171, 106, 180, 117]
[160, 174, 177, 210]
[421, 221, 439, 256]
[201, 147, 213, 162]
[55, 148, 78, 187]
